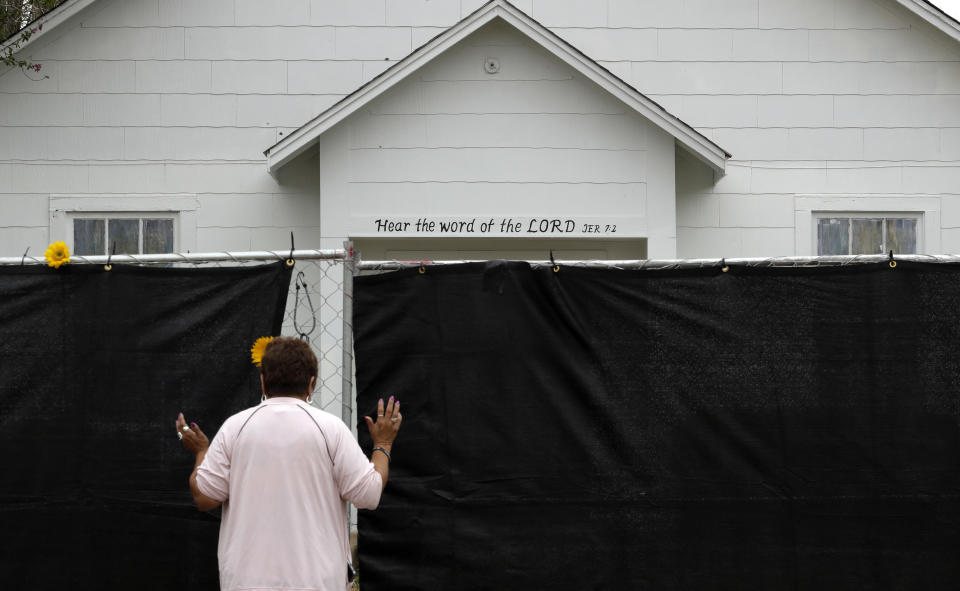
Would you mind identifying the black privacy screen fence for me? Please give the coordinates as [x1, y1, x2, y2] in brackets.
[0, 262, 290, 589]
[354, 261, 960, 591]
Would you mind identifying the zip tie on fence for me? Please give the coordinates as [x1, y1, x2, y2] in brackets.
[293, 271, 316, 341]
[287, 232, 296, 267]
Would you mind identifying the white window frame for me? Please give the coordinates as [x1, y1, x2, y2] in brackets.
[794, 195, 941, 256]
[48, 195, 199, 254]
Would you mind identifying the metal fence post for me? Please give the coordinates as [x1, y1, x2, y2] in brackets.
[341, 241, 360, 553]
[341, 241, 356, 429]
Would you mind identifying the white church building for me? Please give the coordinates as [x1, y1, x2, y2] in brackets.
[2, 0, 960, 262]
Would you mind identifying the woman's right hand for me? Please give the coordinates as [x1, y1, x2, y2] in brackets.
[364, 395, 402, 446]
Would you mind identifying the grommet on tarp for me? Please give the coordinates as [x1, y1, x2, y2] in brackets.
[286, 232, 295, 267]
[889, 250, 897, 268]
[418, 261, 426, 274]
[550, 249, 559, 273]
[20, 246, 29, 265]
[721, 258, 729, 273]
[104, 241, 115, 271]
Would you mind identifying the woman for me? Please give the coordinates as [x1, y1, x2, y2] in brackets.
[176, 337, 402, 591]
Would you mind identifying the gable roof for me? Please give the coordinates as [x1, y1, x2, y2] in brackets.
[265, 0, 730, 176]
[6, 0, 960, 173]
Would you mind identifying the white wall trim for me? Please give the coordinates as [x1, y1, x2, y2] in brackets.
[794, 195, 941, 255]
[264, 0, 728, 176]
[49, 194, 199, 253]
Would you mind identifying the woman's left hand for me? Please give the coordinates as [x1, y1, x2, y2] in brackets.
[175, 412, 209, 456]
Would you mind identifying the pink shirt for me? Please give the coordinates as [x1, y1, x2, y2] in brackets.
[196, 397, 382, 591]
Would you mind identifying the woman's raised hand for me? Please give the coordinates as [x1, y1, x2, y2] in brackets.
[364, 396, 402, 446]
[176, 412, 210, 455]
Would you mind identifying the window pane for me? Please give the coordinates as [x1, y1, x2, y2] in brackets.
[74, 219, 105, 256]
[143, 219, 174, 254]
[817, 218, 849, 255]
[851, 219, 883, 254]
[886, 218, 917, 254]
[108, 219, 140, 254]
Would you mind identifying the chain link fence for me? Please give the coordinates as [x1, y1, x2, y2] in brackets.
[0, 247, 358, 425]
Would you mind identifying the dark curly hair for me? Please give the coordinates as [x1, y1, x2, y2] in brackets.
[260, 337, 318, 397]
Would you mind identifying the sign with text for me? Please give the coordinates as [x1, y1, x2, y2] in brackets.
[350, 216, 645, 238]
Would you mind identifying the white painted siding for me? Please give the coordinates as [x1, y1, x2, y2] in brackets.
[317, 19, 671, 255]
[653, 0, 960, 257]
[0, 0, 958, 260]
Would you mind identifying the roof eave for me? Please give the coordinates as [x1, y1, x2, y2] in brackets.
[0, 0, 95, 55]
[495, 1, 729, 172]
[896, 0, 960, 44]
[266, 7, 505, 176]
[266, 0, 729, 176]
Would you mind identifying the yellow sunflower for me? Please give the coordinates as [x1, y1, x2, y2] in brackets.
[250, 336, 275, 367]
[44, 241, 71, 269]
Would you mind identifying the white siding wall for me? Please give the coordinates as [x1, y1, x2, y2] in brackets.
[317, 19, 674, 256]
[1, 0, 959, 257]
[631, 0, 960, 257]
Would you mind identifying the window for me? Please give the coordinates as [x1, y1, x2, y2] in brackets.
[73, 214, 176, 256]
[815, 214, 920, 256]
[796, 197, 938, 256]
[49, 195, 198, 256]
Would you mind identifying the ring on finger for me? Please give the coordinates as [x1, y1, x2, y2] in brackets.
[177, 432, 183, 440]
[182, 425, 190, 432]
[391, 418, 399, 422]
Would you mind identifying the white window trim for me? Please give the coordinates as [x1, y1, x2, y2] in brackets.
[49, 195, 199, 253]
[794, 195, 941, 256]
